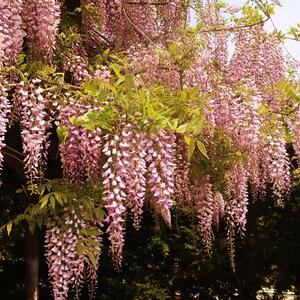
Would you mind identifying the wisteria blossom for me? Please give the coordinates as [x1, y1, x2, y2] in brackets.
[0, 78, 10, 171]
[0, 0, 299, 298]
[45, 209, 102, 300]
[23, 0, 60, 61]
[13, 80, 51, 183]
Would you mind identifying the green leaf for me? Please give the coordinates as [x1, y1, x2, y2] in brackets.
[86, 250, 97, 268]
[69, 114, 89, 126]
[76, 240, 85, 256]
[14, 214, 25, 225]
[102, 82, 117, 94]
[36, 215, 44, 229]
[86, 238, 101, 248]
[188, 139, 196, 160]
[7, 223, 12, 236]
[55, 193, 64, 206]
[196, 141, 209, 159]
[28, 221, 36, 234]
[40, 194, 50, 209]
[184, 135, 191, 145]
[56, 124, 69, 144]
[80, 228, 102, 236]
[50, 196, 56, 210]
[94, 207, 105, 221]
[110, 63, 123, 79]
[176, 123, 188, 134]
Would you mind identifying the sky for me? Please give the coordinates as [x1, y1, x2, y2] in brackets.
[228, 0, 300, 60]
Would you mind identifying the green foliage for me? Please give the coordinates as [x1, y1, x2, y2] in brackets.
[0, 178, 105, 236]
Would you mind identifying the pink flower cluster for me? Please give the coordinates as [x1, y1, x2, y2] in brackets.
[226, 163, 249, 233]
[62, 40, 91, 85]
[158, 0, 185, 40]
[99, 125, 176, 266]
[145, 131, 175, 227]
[0, 77, 10, 171]
[102, 132, 127, 268]
[191, 176, 215, 251]
[59, 105, 102, 184]
[106, 0, 125, 43]
[120, 124, 147, 229]
[289, 109, 300, 162]
[0, 0, 25, 67]
[81, 0, 186, 49]
[124, 0, 157, 47]
[260, 124, 291, 204]
[45, 209, 101, 300]
[13, 80, 51, 183]
[212, 192, 225, 229]
[174, 134, 191, 205]
[23, 0, 60, 61]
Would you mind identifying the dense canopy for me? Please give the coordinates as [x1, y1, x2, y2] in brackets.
[1, 0, 300, 299]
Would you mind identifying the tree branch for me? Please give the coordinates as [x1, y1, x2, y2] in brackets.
[126, 1, 168, 5]
[123, 6, 161, 48]
[2, 150, 25, 165]
[4, 145, 25, 156]
[198, 16, 270, 34]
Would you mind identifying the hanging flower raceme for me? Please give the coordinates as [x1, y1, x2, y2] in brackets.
[174, 134, 191, 205]
[260, 122, 291, 205]
[118, 124, 147, 229]
[229, 26, 286, 110]
[225, 163, 249, 234]
[0, 0, 25, 67]
[192, 175, 215, 252]
[158, 0, 186, 40]
[23, 0, 60, 61]
[61, 40, 91, 85]
[145, 131, 176, 227]
[128, 45, 160, 87]
[13, 80, 51, 183]
[59, 105, 103, 184]
[0, 77, 11, 172]
[45, 209, 102, 300]
[199, 2, 230, 71]
[212, 192, 225, 229]
[124, 0, 157, 47]
[102, 124, 177, 266]
[106, 0, 125, 44]
[289, 108, 300, 163]
[102, 132, 127, 268]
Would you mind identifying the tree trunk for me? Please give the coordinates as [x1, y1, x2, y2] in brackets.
[25, 227, 40, 300]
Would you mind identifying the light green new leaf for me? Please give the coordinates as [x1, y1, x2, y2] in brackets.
[196, 140, 209, 159]
[40, 194, 50, 209]
[86, 250, 97, 268]
[56, 125, 69, 144]
[110, 63, 123, 80]
[50, 196, 56, 210]
[176, 123, 188, 134]
[188, 139, 196, 160]
[7, 223, 12, 236]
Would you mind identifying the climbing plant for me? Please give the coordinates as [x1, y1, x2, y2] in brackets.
[1, 0, 300, 299]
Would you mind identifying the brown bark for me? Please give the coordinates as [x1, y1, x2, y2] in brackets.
[25, 227, 40, 300]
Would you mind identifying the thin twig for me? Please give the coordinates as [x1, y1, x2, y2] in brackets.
[4, 145, 25, 156]
[126, 0, 168, 5]
[198, 16, 270, 34]
[123, 6, 161, 49]
[2, 150, 25, 165]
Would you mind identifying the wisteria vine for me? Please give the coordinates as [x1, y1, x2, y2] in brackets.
[0, 0, 300, 299]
